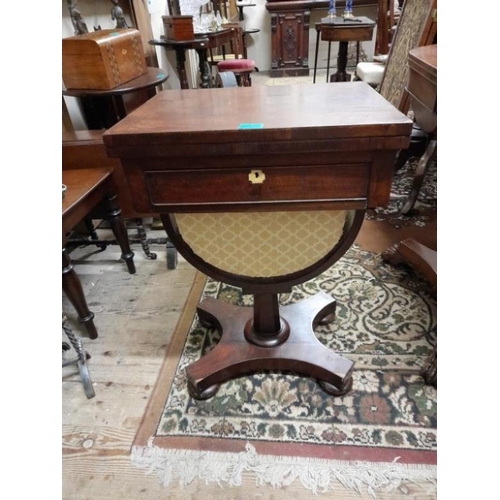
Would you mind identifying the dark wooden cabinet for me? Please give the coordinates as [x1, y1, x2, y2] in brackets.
[266, 0, 379, 77]
[270, 10, 310, 77]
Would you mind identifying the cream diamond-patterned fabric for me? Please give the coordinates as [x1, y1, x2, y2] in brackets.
[175, 211, 346, 278]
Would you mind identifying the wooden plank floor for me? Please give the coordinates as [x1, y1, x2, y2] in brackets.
[62, 211, 436, 500]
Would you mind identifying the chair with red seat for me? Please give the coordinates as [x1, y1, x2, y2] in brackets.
[213, 24, 255, 87]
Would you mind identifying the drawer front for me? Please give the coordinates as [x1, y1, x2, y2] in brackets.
[321, 26, 374, 43]
[145, 164, 370, 209]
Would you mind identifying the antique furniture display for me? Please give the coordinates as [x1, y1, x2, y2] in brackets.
[313, 16, 375, 83]
[150, 28, 235, 89]
[62, 130, 178, 267]
[265, 0, 379, 77]
[63, 67, 168, 129]
[103, 83, 412, 399]
[62, 168, 136, 339]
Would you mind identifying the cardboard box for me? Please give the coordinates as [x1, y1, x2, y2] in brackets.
[62, 29, 147, 90]
[162, 15, 194, 41]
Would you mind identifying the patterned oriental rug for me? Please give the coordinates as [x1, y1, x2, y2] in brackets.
[131, 244, 437, 496]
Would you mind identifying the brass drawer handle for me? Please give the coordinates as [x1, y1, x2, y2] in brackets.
[249, 169, 265, 184]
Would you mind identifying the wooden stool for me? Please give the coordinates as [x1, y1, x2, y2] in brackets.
[215, 24, 255, 87]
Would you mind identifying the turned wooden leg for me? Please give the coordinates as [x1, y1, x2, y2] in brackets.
[186, 292, 354, 400]
[313, 28, 320, 83]
[332, 42, 349, 82]
[134, 218, 157, 260]
[197, 49, 213, 89]
[174, 47, 190, 90]
[84, 217, 106, 250]
[62, 248, 98, 339]
[104, 194, 136, 274]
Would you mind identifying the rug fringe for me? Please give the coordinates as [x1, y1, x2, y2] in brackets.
[130, 439, 436, 497]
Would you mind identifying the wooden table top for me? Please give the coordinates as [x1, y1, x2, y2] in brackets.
[317, 16, 375, 28]
[409, 44, 437, 85]
[103, 82, 412, 152]
[150, 29, 234, 50]
[62, 168, 113, 218]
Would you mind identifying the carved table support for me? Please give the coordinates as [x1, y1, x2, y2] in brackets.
[187, 292, 354, 399]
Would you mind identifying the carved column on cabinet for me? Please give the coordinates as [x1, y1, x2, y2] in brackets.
[270, 10, 310, 77]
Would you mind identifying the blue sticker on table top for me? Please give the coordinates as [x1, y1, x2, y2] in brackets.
[156, 73, 166, 79]
[238, 123, 264, 129]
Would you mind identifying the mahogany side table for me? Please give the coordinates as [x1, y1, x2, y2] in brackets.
[62, 167, 135, 339]
[313, 16, 375, 83]
[103, 83, 412, 399]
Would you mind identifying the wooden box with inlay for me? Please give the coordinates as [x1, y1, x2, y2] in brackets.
[162, 15, 194, 41]
[62, 29, 147, 90]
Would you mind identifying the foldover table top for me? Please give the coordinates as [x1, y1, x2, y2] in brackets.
[103, 82, 412, 147]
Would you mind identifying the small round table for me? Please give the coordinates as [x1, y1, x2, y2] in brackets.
[313, 16, 375, 83]
[63, 67, 168, 129]
[150, 29, 235, 90]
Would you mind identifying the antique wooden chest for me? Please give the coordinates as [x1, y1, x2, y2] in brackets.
[162, 15, 194, 41]
[62, 28, 147, 90]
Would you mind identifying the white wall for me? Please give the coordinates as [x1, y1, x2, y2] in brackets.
[238, 0, 271, 71]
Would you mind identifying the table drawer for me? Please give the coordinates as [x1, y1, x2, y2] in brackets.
[321, 26, 374, 43]
[145, 164, 370, 209]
